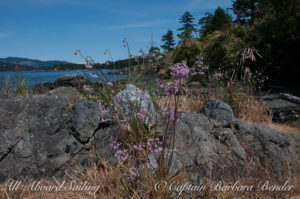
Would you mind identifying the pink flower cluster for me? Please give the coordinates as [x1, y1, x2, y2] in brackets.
[133, 137, 163, 154]
[191, 59, 209, 76]
[136, 109, 147, 121]
[109, 141, 128, 161]
[163, 106, 184, 122]
[107, 82, 113, 87]
[146, 138, 163, 154]
[90, 72, 98, 78]
[83, 85, 93, 92]
[170, 60, 190, 79]
[157, 81, 179, 96]
[98, 101, 110, 123]
[120, 120, 130, 131]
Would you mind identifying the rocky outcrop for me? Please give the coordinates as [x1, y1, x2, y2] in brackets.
[0, 92, 116, 182]
[30, 75, 90, 94]
[0, 84, 299, 183]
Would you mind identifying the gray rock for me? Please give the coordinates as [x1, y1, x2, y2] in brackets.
[113, 84, 160, 126]
[71, 100, 102, 143]
[0, 94, 117, 182]
[202, 98, 234, 127]
[213, 128, 246, 161]
[45, 86, 80, 103]
[172, 112, 300, 178]
[233, 119, 300, 175]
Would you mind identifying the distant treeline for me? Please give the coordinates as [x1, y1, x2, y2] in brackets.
[0, 58, 137, 71]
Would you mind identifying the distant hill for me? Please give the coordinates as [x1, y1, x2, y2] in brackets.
[0, 57, 69, 67]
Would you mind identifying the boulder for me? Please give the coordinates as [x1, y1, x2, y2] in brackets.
[113, 84, 160, 126]
[202, 98, 234, 127]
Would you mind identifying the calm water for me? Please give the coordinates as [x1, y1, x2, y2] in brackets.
[1, 70, 126, 87]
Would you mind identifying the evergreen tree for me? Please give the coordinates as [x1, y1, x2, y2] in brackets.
[199, 7, 231, 38]
[161, 30, 175, 52]
[177, 11, 196, 42]
[232, 0, 261, 25]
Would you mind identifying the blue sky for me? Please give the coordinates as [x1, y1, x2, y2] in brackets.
[0, 0, 232, 64]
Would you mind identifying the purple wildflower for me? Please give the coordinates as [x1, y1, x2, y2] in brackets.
[115, 149, 128, 161]
[109, 140, 121, 150]
[163, 106, 184, 122]
[136, 109, 147, 121]
[107, 82, 113, 87]
[85, 63, 92, 69]
[170, 61, 190, 79]
[133, 144, 143, 151]
[146, 138, 163, 154]
[83, 85, 93, 92]
[120, 121, 130, 131]
[90, 72, 98, 78]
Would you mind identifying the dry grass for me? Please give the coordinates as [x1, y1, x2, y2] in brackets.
[266, 123, 300, 134]
[237, 94, 273, 124]
[1, 160, 300, 199]
[156, 94, 206, 113]
[156, 90, 300, 134]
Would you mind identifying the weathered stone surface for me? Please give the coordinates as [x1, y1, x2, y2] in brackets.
[113, 84, 160, 126]
[0, 81, 299, 183]
[71, 100, 102, 143]
[232, 119, 300, 175]
[170, 112, 300, 178]
[44, 86, 81, 103]
[202, 98, 234, 127]
[0, 93, 117, 182]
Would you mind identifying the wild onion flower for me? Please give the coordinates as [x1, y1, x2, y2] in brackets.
[136, 109, 147, 121]
[155, 55, 163, 61]
[85, 63, 92, 69]
[90, 72, 98, 78]
[213, 73, 223, 78]
[109, 140, 121, 150]
[163, 106, 184, 122]
[163, 82, 178, 96]
[107, 82, 113, 87]
[146, 138, 163, 154]
[170, 61, 190, 79]
[133, 144, 144, 151]
[115, 149, 128, 161]
[153, 49, 160, 54]
[83, 85, 93, 92]
[120, 120, 130, 131]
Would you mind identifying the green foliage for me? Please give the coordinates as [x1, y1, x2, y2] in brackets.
[250, 0, 300, 84]
[199, 7, 232, 38]
[177, 11, 196, 42]
[173, 39, 201, 67]
[201, 27, 248, 71]
[161, 30, 175, 52]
